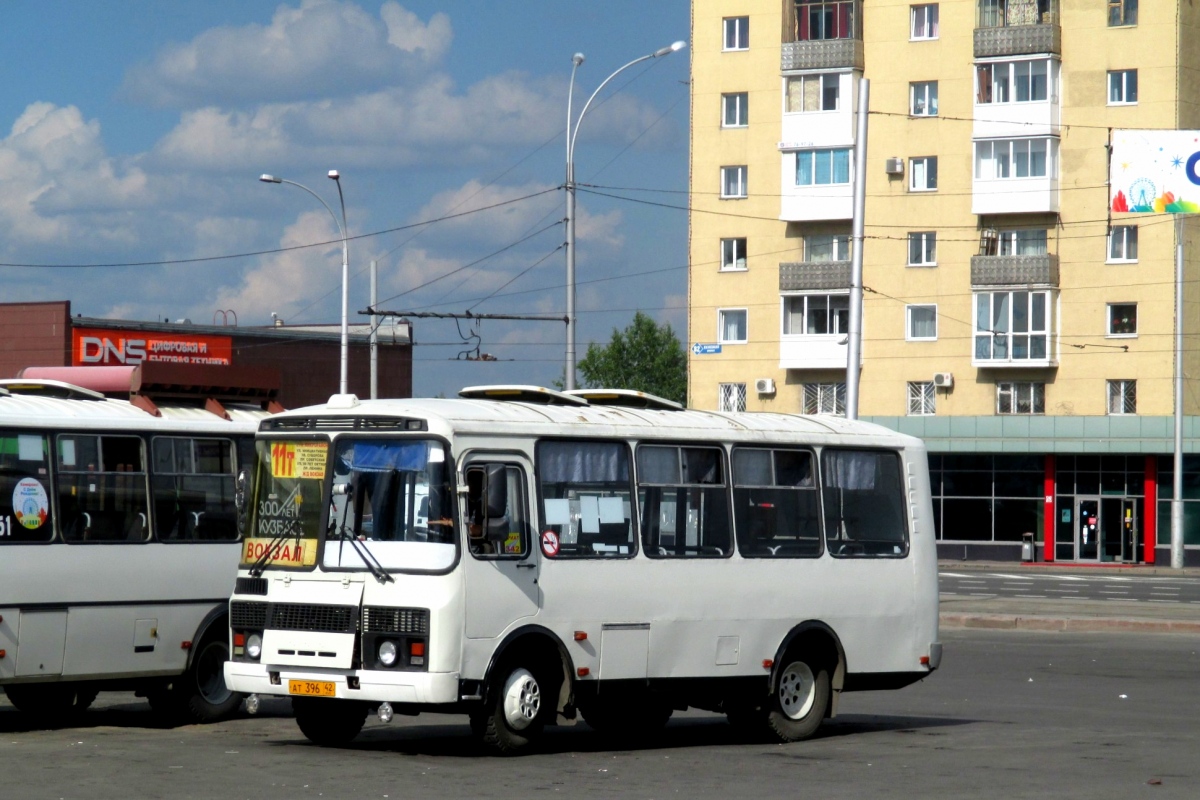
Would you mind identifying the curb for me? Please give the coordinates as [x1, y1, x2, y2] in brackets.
[940, 613, 1200, 634]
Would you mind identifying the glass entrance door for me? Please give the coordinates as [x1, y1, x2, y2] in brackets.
[1100, 497, 1123, 562]
[1076, 497, 1099, 560]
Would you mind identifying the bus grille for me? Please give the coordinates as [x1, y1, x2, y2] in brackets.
[235, 577, 268, 596]
[230, 601, 268, 629]
[269, 603, 356, 633]
[362, 607, 429, 634]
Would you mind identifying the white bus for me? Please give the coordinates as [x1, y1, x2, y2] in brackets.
[0, 379, 265, 722]
[225, 386, 940, 752]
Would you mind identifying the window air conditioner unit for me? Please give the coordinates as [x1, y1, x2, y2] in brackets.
[932, 372, 954, 389]
[755, 377, 776, 395]
[884, 158, 905, 175]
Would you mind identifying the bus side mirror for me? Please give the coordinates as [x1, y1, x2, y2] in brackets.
[484, 464, 508, 541]
[235, 469, 249, 534]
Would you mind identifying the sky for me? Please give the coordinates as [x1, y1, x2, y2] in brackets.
[0, 0, 691, 398]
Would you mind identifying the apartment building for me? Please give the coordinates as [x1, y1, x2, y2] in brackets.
[688, 0, 1200, 563]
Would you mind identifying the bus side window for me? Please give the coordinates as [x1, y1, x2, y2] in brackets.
[58, 435, 150, 543]
[536, 440, 635, 558]
[152, 437, 239, 542]
[465, 463, 529, 558]
[0, 431, 54, 543]
[821, 449, 908, 558]
[637, 444, 731, 558]
[732, 447, 821, 558]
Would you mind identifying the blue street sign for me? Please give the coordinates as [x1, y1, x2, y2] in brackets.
[692, 343, 722, 355]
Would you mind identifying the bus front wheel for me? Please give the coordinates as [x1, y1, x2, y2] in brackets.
[476, 661, 553, 755]
[293, 698, 369, 746]
[766, 653, 830, 742]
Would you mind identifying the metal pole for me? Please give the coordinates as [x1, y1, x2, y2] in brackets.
[330, 174, 349, 396]
[565, 54, 582, 391]
[845, 78, 869, 420]
[370, 258, 379, 400]
[1172, 215, 1185, 568]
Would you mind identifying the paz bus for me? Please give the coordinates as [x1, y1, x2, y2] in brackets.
[0, 379, 265, 721]
[225, 386, 940, 753]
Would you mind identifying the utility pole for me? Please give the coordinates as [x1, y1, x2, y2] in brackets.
[845, 78, 870, 420]
[1172, 215, 1185, 568]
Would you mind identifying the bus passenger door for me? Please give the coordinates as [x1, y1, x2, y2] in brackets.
[462, 456, 539, 639]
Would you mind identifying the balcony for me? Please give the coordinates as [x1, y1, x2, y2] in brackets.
[974, 0, 1060, 57]
[779, 153, 853, 221]
[783, 1, 863, 70]
[972, 286, 1057, 369]
[779, 264, 853, 370]
[972, 137, 1059, 215]
[970, 254, 1059, 287]
[972, 174, 1059, 215]
[780, 260, 851, 291]
[781, 39, 864, 71]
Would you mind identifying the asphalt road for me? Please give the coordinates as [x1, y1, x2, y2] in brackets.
[939, 569, 1200, 605]
[2, 629, 1198, 799]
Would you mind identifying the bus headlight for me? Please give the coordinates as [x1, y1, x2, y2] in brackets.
[246, 634, 263, 661]
[378, 640, 398, 667]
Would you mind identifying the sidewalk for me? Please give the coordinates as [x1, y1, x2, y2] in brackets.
[937, 560, 1200, 634]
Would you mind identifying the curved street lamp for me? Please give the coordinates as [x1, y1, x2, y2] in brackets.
[563, 40, 686, 391]
[260, 171, 351, 395]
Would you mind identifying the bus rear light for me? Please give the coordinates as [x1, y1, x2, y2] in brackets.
[762, 659, 774, 670]
[577, 667, 590, 677]
[574, 631, 588, 641]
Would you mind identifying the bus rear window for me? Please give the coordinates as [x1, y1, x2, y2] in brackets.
[821, 449, 908, 557]
[0, 431, 53, 543]
[536, 440, 635, 558]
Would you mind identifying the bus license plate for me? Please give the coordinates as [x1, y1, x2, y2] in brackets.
[288, 680, 337, 697]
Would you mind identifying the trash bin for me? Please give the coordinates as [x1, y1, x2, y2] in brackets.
[1021, 532, 1035, 563]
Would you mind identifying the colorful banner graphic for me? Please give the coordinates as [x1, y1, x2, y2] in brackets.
[1109, 130, 1200, 213]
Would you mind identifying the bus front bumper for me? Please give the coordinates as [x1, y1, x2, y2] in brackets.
[224, 662, 461, 705]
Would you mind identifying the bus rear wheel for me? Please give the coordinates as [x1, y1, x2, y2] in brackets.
[293, 698, 369, 747]
[3, 683, 97, 717]
[476, 661, 553, 755]
[148, 631, 242, 724]
[765, 654, 830, 742]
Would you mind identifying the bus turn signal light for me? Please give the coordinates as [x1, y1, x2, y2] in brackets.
[762, 659, 774, 670]
[577, 667, 590, 677]
[920, 655, 930, 666]
[574, 631, 587, 641]
[0, 649, 5, 659]
[233, 633, 246, 647]
[410, 642, 425, 657]
[181, 641, 192, 650]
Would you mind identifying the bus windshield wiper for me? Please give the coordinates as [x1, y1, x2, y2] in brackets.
[249, 518, 300, 578]
[328, 485, 393, 584]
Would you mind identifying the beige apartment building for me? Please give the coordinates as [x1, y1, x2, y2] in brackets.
[688, 0, 1200, 563]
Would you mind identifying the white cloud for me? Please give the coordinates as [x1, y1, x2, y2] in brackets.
[122, 1, 452, 108]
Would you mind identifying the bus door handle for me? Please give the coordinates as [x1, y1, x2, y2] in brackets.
[515, 562, 537, 570]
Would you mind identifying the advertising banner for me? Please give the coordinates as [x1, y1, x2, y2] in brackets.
[72, 327, 233, 366]
[1109, 130, 1200, 213]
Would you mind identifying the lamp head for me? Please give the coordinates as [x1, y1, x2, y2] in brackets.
[259, 174, 282, 184]
[572, 52, 585, 66]
[327, 170, 340, 181]
[655, 40, 688, 57]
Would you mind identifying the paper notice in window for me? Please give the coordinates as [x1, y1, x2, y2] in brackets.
[579, 496, 600, 534]
[543, 499, 571, 525]
[18, 435, 42, 462]
[598, 497, 625, 524]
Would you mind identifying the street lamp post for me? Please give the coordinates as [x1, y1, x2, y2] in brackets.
[259, 171, 351, 395]
[563, 40, 686, 391]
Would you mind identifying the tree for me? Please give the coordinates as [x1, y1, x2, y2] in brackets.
[577, 312, 687, 406]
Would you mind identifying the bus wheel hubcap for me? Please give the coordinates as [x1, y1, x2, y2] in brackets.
[778, 661, 816, 720]
[502, 668, 541, 730]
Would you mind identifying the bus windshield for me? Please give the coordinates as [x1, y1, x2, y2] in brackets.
[241, 438, 330, 569]
[324, 438, 455, 572]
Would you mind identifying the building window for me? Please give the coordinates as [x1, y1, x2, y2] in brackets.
[910, 156, 938, 191]
[721, 166, 748, 198]
[720, 238, 747, 271]
[997, 382, 1045, 415]
[975, 138, 1055, 179]
[804, 233, 851, 261]
[796, 149, 851, 185]
[908, 381, 936, 415]
[785, 74, 839, 113]
[911, 4, 939, 39]
[976, 60, 1052, 104]
[1107, 70, 1138, 105]
[795, 1, 857, 41]
[979, 0, 1058, 28]
[1107, 379, 1136, 415]
[907, 305, 938, 341]
[1107, 303, 1137, 336]
[975, 290, 1051, 362]
[719, 383, 747, 412]
[783, 294, 850, 335]
[718, 308, 748, 343]
[908, 231, 937, 265]
[911, 81, 938, 116]
[722, 92, 749, 126]
[1108, 225, 1138, 262]
[1108, 0, 1137, 27]
[992, 229, 1048, 256]
[803, 383, 846, 415]
[724, 16, 750, 50]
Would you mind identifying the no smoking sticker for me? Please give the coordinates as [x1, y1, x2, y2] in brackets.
[540, 530, 560, 557]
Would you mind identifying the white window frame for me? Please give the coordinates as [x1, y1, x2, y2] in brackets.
[803, 383, 846, 416]
[718, 308, 748, 344]
[721, 165, 748, 198]
[910, 4, 939, 40]
[720, 237, 748, 271]
[723, 16, 750, 51]
[1107, 303, 1138, 338]
[907, 382, 936, 416]
[906, 304, 938, 341]
[718, 382, 747, 412]
[974, 290, 1052, 364]
[909, 156, 937, 191]
[996, 382, 1045, 415]
[974, 138, 1056, 180]
[975, 58, 1054, 105]
[1107, 70, 1138, 105]
[907, 231, 936, 266]
[721, 92, 749, 127]
[785, 74, 840, 113]
[1107, 379, 1137, 415]
[1108, 225, 1138, 263]
[782, 293, 850, 336]
[910, 81, 938, 116]
[804, 233, 852, 262]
